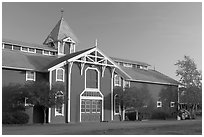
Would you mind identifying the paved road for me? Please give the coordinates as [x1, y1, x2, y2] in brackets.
[2, 118, 202, 135]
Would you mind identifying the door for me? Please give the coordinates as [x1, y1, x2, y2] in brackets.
[81, 99, 102, 122]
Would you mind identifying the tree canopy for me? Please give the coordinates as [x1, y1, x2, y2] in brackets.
[175, 55, 202, 105]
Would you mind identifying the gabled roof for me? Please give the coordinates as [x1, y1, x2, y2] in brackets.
[111, 57, 150, 67]
[2, 38, 56, 51]
[2, 50, 57, 72]
[43, 17, 78, 44]
[46, 47, 95, 70]
[119, 66, 180, 85]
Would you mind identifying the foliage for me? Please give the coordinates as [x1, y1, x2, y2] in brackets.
[113, 86, 151, 111]
[175, 55, 202, 88]
[2, 84, 26, 112]
[2, 111, 29, 124]
[175, 55, 202, 105]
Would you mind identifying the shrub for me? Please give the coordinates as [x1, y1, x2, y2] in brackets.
[2, 111, 29, 124]
[151, 111, 170, 120]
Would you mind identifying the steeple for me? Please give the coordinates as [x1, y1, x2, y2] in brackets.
[43, 10, 78, 56]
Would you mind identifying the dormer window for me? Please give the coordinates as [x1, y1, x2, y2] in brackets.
[70, 43, 75, 54]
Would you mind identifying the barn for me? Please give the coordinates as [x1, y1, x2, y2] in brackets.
[2, 15, 180, 123]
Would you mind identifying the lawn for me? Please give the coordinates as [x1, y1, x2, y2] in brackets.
[2, 118, 202, 135]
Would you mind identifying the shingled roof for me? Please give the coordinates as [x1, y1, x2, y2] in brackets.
[43, 17, 78, 44]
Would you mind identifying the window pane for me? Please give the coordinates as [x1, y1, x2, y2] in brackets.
[86, 69, 98, 88]
[57, 69, 64, 81]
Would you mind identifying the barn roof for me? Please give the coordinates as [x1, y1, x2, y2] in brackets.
[120, 66, 180, 85]
[2, 50, 57, 72]
[2, 38, 56, 51]
[110, 57, 150, 67]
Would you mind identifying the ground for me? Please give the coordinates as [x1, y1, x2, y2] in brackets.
[2, 118, 202, 135]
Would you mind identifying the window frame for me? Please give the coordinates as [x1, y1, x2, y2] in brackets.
[26, 71, 36, 81]
[55, 91, 64, 116]
[170, 102, 175, 107]
[157, 101, 162, 108]
[56, 68, 65, 82]
[114, 74, 121, 87]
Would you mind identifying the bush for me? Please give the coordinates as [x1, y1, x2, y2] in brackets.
[151, 111, 170, 120]
[2, 111, 29, 124]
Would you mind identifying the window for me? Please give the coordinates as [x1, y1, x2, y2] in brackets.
[123, 63, 132, 68]
[26, 71, 36, 81]
[81, 99, 101, 113]
[56, 68, 64, 82]
[114, 74, 121, 86]
[157, 101, 162, 108]
[86, 68, 99, 89]
[170, 102, 175, 107]
[21, 47, 28, 52]
[114, 94, 120, 114]
[55, 91, 64, 116]
[124, 80, 130, 88]
[36, 49, 43, 54]
[43, 50, 50, 55]
[28, 48, 36, 53]
[13, 45, 21, 50]
[4, 44, 12, 50]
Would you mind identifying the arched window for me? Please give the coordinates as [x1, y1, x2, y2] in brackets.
[86, 68, 99, 89]
[55, 91, 64, 116]
[56, 68, 64, 82]
[114, 94, 120, 114]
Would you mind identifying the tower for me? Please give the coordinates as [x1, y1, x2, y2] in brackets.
[43, 9, 78, 56]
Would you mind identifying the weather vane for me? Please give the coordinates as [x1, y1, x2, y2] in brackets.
[61, 8, 64, 18]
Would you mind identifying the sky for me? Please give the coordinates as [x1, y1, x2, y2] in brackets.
[2, 2, 202, 81]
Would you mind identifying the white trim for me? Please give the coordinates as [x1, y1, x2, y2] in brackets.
[26, 71, 36, 81]
[43, 50, 50, 55]
[48, 108, 51, 123]
[21, 46, 28, 52]
[2, 43, 5, 49]
[157, 101, 162, 108]
[127, 79, 179, 86]
[56, 68, 65, 82]
[68, 62, 73, 122]
[85, 67, 100, 90]
[48, 61, 67, 71]
[2, 66, 35, 71]
[28, 47, 36, 53]
[111, 68, 115, 121]
[58, 41, 65, 55]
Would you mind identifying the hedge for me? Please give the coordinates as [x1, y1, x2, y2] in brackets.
[2, 111, 29, 124]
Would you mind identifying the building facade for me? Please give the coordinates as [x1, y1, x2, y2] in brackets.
[2, 15, 180, 123]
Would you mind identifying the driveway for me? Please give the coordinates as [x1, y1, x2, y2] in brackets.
[2, 118, 202, 135]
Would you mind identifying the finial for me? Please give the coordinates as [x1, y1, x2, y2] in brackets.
[60, 8, 64, 18]
[95, 39, 98, 47]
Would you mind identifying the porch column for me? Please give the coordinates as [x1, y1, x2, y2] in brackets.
[111, 68, 115, 121]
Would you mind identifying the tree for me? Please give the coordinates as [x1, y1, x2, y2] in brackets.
[22, 81, 65, 123]
[175, 55, 202, 110]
